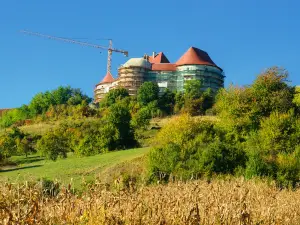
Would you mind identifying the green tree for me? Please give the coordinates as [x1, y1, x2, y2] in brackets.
[181, 80, 214, 115]
[158, 89, 175, 115]
[36, 130, 68, 161]
[250, 67, 294, 127]
[101, 87, 129, 107]
[293, 86, 300, 107]
[184, 79, 202, 99]
[16, 137, 31, 158]
[105, 102, 135, 148]
[0, 135, 15, 161]
[215, 67, 294, 132]
[137, 82, 159, 106]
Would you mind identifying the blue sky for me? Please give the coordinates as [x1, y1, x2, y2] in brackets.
[1, 0, 299, 108]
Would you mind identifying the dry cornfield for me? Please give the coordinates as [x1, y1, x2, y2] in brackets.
[1, 178, 300, 225]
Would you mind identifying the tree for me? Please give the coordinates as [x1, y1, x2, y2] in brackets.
[137, 82, 159, 106]
[158, 89, 175, 115]
[101, 87, 129, 107]
[16, 137, 31, 158]
[29, 86, 92, 116]
[105, 102, 135, 148]
[215, 67, 295, 131]
[0, 135, 15, 161]
[293, 86, 300, 107]
[250, 67, 294, 126]
[36, 130, 68, 161]
[181, 80, 213, 115]
[184, 79, 202, 99]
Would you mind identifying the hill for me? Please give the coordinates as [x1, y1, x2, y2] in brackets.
[0, 147, 150, 189]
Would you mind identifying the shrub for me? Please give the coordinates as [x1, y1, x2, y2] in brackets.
[215, 67, 294, 132]
[74, 123, 119, 156]
[276, 148, 300, 188]
[199, 141, 246, 176]
[131, 106, 152, 130]
[245, 112, 300, 187]
[147, 114, 244, 182]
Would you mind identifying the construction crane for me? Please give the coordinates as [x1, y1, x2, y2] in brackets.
[20, 30, 128, 75]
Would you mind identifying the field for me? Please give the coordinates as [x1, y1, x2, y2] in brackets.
[0, 147, 150, 189]
[1, 178, 300, 224]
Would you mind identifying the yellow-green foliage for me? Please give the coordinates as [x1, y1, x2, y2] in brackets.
[154, 114, 214, 148]
[215, 67, 294, 132]
[294, 86, 300, 106]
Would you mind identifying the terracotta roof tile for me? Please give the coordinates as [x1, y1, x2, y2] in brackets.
[152, 63, 177, 71]
[100, 72, 115, 84]
[176, 47, 221, 70]
[149, 52, 170, 64]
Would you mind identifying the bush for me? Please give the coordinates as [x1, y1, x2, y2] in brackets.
[245, 112, 300, 187]
[276, 148, 300, 188]
[215, 67, 294, 132]
[147, 114, 246, 182]
[74, 123, 119, 156]
[199, 141, 246, 176]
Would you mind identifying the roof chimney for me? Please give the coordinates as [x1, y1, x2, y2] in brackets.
[152, 52, 156, 58]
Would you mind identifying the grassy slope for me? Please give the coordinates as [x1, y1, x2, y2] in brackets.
[0, 147, 150, 189]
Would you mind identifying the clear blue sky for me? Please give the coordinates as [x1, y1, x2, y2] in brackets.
[1, 0, 299, 108]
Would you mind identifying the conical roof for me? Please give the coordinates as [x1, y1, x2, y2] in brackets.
[176, 47, 221, 70]
[149, 52, 170, 64]
[100, 72, 115, 84]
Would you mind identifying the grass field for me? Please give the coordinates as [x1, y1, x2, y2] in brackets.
[0, 147, 150, 189]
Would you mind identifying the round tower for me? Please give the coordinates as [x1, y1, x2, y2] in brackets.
[118, 58, 152, 96]
[176, 47, 225, 92]
[94, 72, 115, 103]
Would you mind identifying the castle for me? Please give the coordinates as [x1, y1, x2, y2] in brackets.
[94, 47, 225, 102]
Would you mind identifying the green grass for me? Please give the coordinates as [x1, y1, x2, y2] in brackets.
[0, 147, 150, 189]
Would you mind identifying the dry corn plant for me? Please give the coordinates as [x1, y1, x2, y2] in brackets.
[1, 178, 300, 224]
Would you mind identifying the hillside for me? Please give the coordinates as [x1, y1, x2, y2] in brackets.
[0, 147, 149, 189]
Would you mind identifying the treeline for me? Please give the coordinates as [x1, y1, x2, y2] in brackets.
[148, 67, 300, 188]
[0, 79, 213, 161]
[0, 86, 92, 128]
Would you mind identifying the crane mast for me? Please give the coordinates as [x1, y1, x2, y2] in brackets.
[20, 30, 128, 75]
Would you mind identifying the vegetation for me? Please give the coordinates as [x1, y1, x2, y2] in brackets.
[1, 66, 300, 223]
[148, 67, 300, 187]
[0, 147, 149, 189]
[1, 178, 300, 224]
[0, 86, 92, 128]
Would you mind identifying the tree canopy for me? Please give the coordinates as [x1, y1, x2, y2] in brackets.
[137, 82, 159, 106]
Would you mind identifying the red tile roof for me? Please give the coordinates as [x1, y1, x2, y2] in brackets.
[149, 52, 170, 64]
[176, 47, 221, 70]
[152, 63, 177, 71]
[100, 72, 115, 84]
